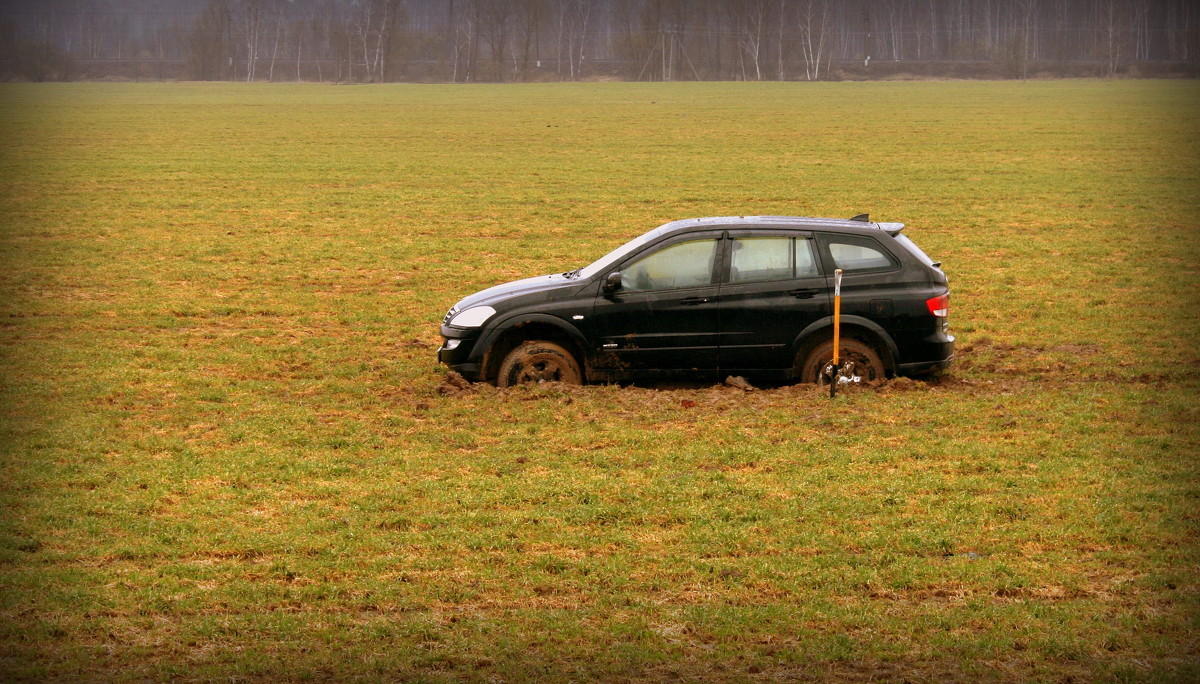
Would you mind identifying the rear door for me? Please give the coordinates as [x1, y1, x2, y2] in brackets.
[814, 231, 904, 328]
[589, 233, 723, 371]
[717, 230, 831, 371]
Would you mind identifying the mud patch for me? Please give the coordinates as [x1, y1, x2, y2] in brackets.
[427, 334, 1115, 403]
[492, 381, 594, 403]
[955, 337, 1104, 377]
[438, 371, 473, 396]
[1049, 342, 1101, 356]
[875, 376, 930, 393]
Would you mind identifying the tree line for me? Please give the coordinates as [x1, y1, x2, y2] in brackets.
[2, 0, 1197, 82]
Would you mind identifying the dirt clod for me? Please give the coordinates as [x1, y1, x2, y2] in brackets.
[438, 371, 473, 396]
[724, 376, 756, 392]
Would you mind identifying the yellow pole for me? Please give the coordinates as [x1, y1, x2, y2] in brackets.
[831, 269, 843, 398]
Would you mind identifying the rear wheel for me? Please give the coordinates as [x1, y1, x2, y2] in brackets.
[797, 338, 885, 385]
[496, 341, 583, 387]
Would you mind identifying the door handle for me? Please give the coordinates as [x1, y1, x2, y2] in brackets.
[681, 297, 710, 305]
[788, 288, 820, 299]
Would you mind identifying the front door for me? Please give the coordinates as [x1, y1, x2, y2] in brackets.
[589, 234, 723, 371]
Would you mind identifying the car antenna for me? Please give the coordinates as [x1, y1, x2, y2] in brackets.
[849, 213, 869, 222]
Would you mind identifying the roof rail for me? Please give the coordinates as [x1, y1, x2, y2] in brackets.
[849, 213, 869, 222]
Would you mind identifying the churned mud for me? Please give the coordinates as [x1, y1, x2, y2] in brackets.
[432, 369, 939, 404]
[437, 371, 473, 396]
[426, 336, 1145, 402]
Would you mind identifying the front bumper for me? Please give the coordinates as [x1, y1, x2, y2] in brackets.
[438, 326, 484, 380]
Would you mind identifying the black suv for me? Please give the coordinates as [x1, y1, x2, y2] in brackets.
[438, 215, 953, 386]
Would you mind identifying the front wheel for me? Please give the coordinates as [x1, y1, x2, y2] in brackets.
[496, 341, 583, 387]
[797, 338, 885, 385]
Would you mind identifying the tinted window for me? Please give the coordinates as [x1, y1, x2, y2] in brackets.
[828, 238, 896, 271]
[622, 239, 718, 292]
[795, 238, 819, 276]
[893, 233, 937, 268]
[729, 236, 820, 282]
[730, 237, 791, 283]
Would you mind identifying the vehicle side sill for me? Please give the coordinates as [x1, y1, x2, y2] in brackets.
[897, 355, 953, 376]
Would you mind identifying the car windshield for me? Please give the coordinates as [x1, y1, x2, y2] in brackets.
[576, 227, 664, 280]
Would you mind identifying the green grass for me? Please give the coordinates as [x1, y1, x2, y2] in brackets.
[1, 80, 1198, 681]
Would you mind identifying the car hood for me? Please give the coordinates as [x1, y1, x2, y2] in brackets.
[452, 273, 580, 311]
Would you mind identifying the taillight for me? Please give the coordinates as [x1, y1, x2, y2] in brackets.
[926, 293, 949, 318]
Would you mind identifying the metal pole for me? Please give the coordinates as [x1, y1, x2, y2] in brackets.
[830, 268, 843, 398]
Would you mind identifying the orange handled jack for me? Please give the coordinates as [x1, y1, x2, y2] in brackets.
[830, 268, 843, 398]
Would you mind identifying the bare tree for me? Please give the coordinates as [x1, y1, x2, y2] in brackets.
[350, 0, 375, 81]
[1130, 0, 1150, 61]
[267, 3, 284, 82]
[187, 0, 234, 80]
[1096, 0, 1129, 76]
[550, 0, 591, 80]
[796, 0, 831, 80]
[293, 16, 304, 80]
[15, 0, 1200, 84]
[513, 0, 544, 81]
[777, 0, 787, 79]
[450, 0, 484, 81]
[478, 0, 513, 80]
[728, 0, 769, 80]
[1165, 0, 1196, 61]
[239, 0, 266, 81]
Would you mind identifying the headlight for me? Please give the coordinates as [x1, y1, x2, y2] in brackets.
[448, 306, 496, 328]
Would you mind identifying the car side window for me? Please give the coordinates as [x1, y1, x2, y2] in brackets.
[828, 238, 896, 272]
[795, 238, 819, 276]
[730, 237, 791, 283]
[621, 239, 718, 292]
[728, 236, 819, 283]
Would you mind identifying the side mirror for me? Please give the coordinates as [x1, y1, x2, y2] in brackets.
[603, 271, 622, 296]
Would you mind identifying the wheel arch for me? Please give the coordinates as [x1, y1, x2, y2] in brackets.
[791, 315, 899, 377]
[479, 315, 588, 384]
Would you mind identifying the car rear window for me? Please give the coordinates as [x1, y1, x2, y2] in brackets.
[892, 234, 938, 268]
[828, 238, 897, 272]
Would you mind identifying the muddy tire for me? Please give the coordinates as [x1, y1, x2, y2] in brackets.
[797, 338, 885, 385]
[496, 341, 583, 387]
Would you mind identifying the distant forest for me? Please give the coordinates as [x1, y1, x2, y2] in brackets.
[2, 0, 1197, 82]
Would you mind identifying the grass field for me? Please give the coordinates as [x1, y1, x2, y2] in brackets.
[0, 80, 1198, 681]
